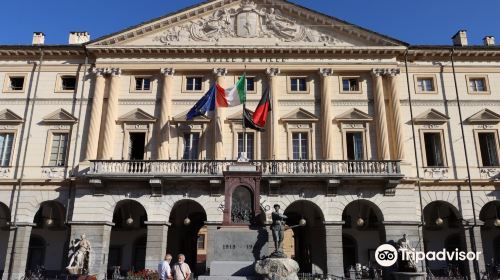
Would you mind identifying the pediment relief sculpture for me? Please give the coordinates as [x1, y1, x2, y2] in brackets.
[153, 1, 341, 45]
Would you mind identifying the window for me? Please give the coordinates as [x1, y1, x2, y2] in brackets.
[246, 77, 255, 92]
[183, 133, 200, 160]
[478, 132, 499, 167]
[417, 77, 435, 92]
[238, 132, 254, 160]
[8, 76, 25, 91]
[292, 132, 308, 160]
[423, 132, 445, 167]
[342, 78, 360, 92]
[134, 77, 151, 91]
[186, 77, 203, 92]
[129, 132, 146, 160]
[0, 133, 14, 167]
[197, 234, 205, 249]
[468, 77, 488, 93]
[61, 76, 76, 91]
[346, 132, 364, 160]
[49, 133, 69, 166]
[290, 77, 307, 92]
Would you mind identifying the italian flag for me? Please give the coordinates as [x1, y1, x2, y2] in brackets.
[220, 75, 246, 107]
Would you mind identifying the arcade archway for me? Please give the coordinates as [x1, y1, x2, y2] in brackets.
[108, 200, 148, 275]
[0, 202, 11, 278]
[479, 201, 500, 266]
[28, 200, 69, 277]
[423, 201, 468, 277]
[284, 200, 326, 274]
[341, 199, 385, 275]
[167, 200, 207, 276]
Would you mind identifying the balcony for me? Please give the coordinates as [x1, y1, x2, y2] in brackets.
[88, 160, 403, 180]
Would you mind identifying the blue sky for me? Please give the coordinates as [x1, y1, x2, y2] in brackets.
[1, 0, 499, 45]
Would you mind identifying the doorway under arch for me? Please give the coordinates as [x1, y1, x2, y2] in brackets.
[341, 199, 385, 275]
[0, 202, 10, 278]
[108, 200, 148, 276]
[167, 199, 207, 276]
[423, 201, 468, 277]
[27, 200, 68, 277]
[284, 200, 326, 274]
[479, 201, 500, 267]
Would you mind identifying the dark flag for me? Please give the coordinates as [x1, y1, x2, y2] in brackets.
[243, 87, 271, 131]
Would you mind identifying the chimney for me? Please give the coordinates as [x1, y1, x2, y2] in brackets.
[68, 32, 90, 45]
[483, 36, 495, 46]
[452, 30, 468, 46]
[32, 32, 45, 45]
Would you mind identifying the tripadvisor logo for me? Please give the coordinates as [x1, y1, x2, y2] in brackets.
[375, 244, 482, 267]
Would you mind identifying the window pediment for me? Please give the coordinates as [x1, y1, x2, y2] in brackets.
[413, 109, 449, 124]
[0, 109, 23, 124]
[172, 111, 211, 123]
[335, 108, 372, 122]
[118, 108, 156, 123]
[280, 108, 318, 123]
[41, 109, 77, 124]
[466, 109, 500, 124]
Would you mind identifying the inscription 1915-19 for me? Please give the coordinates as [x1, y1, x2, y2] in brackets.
[222, 244, 254, 250]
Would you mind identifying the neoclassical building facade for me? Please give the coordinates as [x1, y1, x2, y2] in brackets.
[0, 0, 499, 279]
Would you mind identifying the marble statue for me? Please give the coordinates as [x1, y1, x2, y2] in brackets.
[67, 234, 91, 275]
[397, 233, 417, 272]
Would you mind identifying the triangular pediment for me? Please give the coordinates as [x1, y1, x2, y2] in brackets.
[281, 108, 318, 122]
[413, 109, 450, 123]
[0, 109, 23, 124]
[42, 109, 77, 124]
[466, 109, 500, 123]
[227, 109, 254, 122]
[335, 108, 372, 122]
[173, 111, 211, 123]
[118, 109, 156, 123]
[88, 0, 405, 48]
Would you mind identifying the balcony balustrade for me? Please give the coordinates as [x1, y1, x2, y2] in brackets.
[88, 160, 402, 179]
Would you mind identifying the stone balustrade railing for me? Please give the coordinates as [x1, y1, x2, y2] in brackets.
[88, 160, 402, 179]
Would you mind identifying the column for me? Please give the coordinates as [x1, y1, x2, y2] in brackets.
[371, 69, 391, 160]
[2, 225, 32, 280]
[464, 225, 485, 280]
[157, 68, 175, 160]
[383, 222, 426, 273]
[320, 68, 334, 160]
[325, 223, 344, 277]
[99, 68, 121, 160]
[144, 222, 169, 270]
[213, 68, 227, 160]
[84, 68, 106, 161]
[388, 69, 405, 160]
[266, 68, 280, 159]
[69, 222, 112, 280]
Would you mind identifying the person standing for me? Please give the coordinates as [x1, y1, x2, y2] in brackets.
[173, 254, 191, 280]
[158, 254, 172, 280]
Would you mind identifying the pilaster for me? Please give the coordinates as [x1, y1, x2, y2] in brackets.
[85, 68, 106, 161]
[387, 69, 405, 161]
[144, 222, 170, 270]
[371, 69, 391, 160]
[213, 68, 227, 160]
[266, 68, 280, 159]
[157, 68, 175, 160]
[320, 68, 334, 160]
[68, 222, 113, 280]
[99, 68, 121, 160]
[2, 225, 33, 280]
[324, 222, 344, 277]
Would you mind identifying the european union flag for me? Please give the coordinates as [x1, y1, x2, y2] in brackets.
[186, 84, 217, 120]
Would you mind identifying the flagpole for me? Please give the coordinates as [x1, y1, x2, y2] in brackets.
[242, 65, 247, 158]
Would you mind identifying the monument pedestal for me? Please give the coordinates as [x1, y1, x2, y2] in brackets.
[255, 258, 300, 280]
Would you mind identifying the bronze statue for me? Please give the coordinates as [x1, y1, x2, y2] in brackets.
[271, 204, 288, 257]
